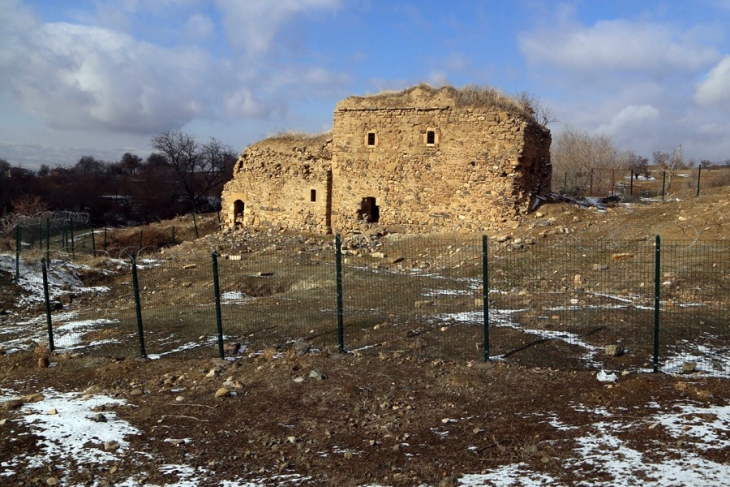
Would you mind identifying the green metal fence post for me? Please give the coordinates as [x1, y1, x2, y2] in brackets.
[335, 234, 344, 353]
[212, 251, 225, 359]
[131, 255, 147, 358]
[15, 225, 20, 281]
[482, 235, 490, 362]
[91, 227, 96, 254]
[661, 171, 666, 201]
[45, 218, 50, 264]
[193, 213, 199, 239]
[42, 258, 55, 352]
[653, 235, 661, 373]
[696, 165, 702, 197]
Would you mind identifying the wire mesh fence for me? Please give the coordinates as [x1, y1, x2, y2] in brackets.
[555, 166, 730, 199]
[3, 235, 729, 376]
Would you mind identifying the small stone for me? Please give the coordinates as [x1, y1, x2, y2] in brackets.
[175, 396, 185, 402]
[92, 413, 107, 423]
[24, 393, 44, 403]
[414, 300, 433, 308]
[308, 370, 326, 380]
[293, 377, 305, 383]
[604, 344, 622, 357]
[46, 477, 58, 486]
[215, 388, 231, 399]
[682, 362, 697, 373]
[104, 441, 120, 452]
[129, 388, 143, 396]
[47, 408, 58, 415]
[38, 357, 49, 368]
[0, 419, 7, 426]
[344, 451, 353, 459]
[291, 341, 311, 355]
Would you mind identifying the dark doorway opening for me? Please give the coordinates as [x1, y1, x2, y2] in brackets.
[358, 197, 380, 223]
[233, 200, 244, 226]
[310, 189, 317, 202]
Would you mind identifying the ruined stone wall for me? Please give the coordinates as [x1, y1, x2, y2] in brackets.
[221, 134, 332, 233]
[330, 87, 551, 234]
[220, 85, 551, 236]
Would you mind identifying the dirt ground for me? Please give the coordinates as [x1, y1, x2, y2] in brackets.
[2, 187, 730, 486]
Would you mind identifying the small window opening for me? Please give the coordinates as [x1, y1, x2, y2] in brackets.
[367, 132, 376, 146]
[310, 189, 317, 202]
[426, 130, 436, 145]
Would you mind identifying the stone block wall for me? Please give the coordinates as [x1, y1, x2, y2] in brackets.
[220, 85, 551, 235]
[331, 86, 551, 234]
[221, 134, 332, 233]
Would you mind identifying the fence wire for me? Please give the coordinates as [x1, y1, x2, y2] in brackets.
[2, 236, 729, 376]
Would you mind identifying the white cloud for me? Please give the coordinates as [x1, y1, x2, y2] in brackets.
[183, 13, 216, 40]
[1, 19, 218, 133]
[215, 0, 340, 56]
[520, 18, 719, 75]
[695, 56, 730, 107]
[597, 104, 660, 136]
[0, 1, 349, 138]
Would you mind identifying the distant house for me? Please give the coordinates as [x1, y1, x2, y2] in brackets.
[221, 84, 551, 234]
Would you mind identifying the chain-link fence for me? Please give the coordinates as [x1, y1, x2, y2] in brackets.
[3, 235, 729, 376]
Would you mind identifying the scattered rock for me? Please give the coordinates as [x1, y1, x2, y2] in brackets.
[682, 362, 697, 374]
[38, 357, 49, 368]
[47, 408, 58, 415]
[91, 413, 108, 423]
[291, 341, 311, 356]
[182, 264, 197, 270]
[612, 253, 633, 261]
[215, 387, 231, 399]
[308, 370, 326, 380]
[24, 393, 44, 403]
[371, 251, 386, 259]
[129, 388, 143, 396]
[414, 300, 433, 308]
[495, 235, 511, 243]
[104, 440, 120, 452]
[46, 477, 58, 486]
[593, 264, 609, 271]
[604, 344, 623, 357]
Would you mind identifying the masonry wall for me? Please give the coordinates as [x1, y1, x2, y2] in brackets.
[221, 135, 332, 233]
[330, 94, 551, 234]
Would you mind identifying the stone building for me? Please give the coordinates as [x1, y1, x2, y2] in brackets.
[221, 84, 551, 234]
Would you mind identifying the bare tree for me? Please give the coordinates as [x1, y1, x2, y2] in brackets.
[623, 150, 649, 178]
[551, 126, 619, 194]
[151, 131, 236, 211]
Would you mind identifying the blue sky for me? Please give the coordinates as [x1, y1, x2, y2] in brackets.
[2, 0, 730, 169]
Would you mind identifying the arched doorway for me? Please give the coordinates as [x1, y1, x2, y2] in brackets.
[233, 200, 244, 226]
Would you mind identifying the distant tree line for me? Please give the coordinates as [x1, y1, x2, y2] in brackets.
[0, 131, 237, 226]
[551, 126, 729, 195]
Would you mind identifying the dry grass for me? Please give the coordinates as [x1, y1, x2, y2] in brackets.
[358, 83, 538, 122]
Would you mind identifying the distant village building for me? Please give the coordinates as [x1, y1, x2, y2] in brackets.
[221, 84, 552, 234]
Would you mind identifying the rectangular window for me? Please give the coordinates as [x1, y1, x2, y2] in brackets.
[426, 130, 436, 145]
[367, 132, 376, 146]
[310, 189, 317, 202]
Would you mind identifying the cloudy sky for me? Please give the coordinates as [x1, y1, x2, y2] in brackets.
[1, 0, 730, 170]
